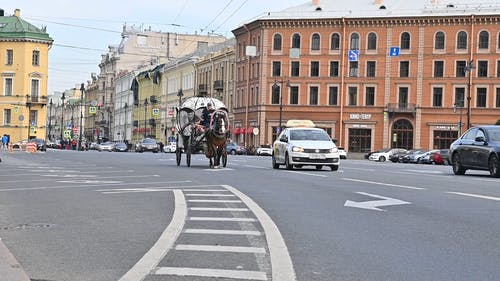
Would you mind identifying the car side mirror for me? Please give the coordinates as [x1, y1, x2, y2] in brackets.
[475, 136, 485, 142]
[332, 138, 337, 144]
[280, 135, 288, 143]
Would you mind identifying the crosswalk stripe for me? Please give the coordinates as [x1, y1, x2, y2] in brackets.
[188, 217, 256, 222]
[176, 244, 266, 253]
[154, 266, 267, 280]
[184, 229, 262, 235]
[189, 207, 249, 211]
[188, 199, 242, 203]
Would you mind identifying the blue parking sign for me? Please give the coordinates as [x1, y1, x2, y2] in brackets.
[389, 47, 400, 57]
[348, 50, 359, 61]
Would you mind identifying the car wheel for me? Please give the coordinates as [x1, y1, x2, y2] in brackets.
[285, 154, 293, 170]
[272, 155, 280, 169]
[379, 156, 386, 162]
[316, 165, 323, 170]
[230, 150, 236, 155]
[330, 165, 339, 171]
[488, 155, 500, 178]
[452, 153, 466, 175]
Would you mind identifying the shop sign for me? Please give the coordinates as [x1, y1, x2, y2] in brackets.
[352, 124, 368, 128]
[350, 113, 371, 120]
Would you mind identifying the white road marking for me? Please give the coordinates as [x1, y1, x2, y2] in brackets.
[189, 207, 249, 212]
[223, 184, 297, 281]
[203, 168, 234, 171]
[175, 244, 266, 254]
[184, 229, 262, 235]
[153, 267, 267, 280]
[185, 194, 236, 197]
[188, 217, 257, 222]
[341, 178, 426, 190]
[118, 190, 186, 281]
[242, 164, 269, 169]
[284, 170, 328, 177]
[0, 181, 192, 192]
[447, 192, 500, 202]
[344, 192, 412, 211]
[188, 199, 242, 203]
[341, 167, 375, 172]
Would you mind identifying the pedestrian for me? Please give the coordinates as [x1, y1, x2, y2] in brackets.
[1, 134, 8, 151]
[158, 141, 164, 152]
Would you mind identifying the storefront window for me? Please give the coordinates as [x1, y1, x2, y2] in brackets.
[433, 130, 458, 149]
[348, 128, 371, 152]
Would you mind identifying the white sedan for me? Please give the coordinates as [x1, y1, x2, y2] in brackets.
[256, 145, 272, 156]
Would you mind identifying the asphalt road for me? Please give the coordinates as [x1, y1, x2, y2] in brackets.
[0, 149, 499, 281]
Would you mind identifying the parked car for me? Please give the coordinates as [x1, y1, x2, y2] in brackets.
[12, 139, 28, 150]
[113, 142, 129, 152]
[450, 125, 500, 177]
[419, 150, 440, 164]
[226, 142, 246, 155]
[337, 147, 347, 159]
[401, 149, 427, 163]
[369, 148, 407, 162]
[429, 150, 448, 165]
[97, 141, 115, 152]
[390, 150, 408, 162]
[256, 145, 272, 156]
[164, 142, 177, 153]
[135, 138, 159, 153]
[29, 138, 46, 151]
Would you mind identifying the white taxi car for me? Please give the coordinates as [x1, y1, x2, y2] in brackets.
[272, 120, 340, 171]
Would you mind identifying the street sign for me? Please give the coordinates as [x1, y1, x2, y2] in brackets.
[64, 130, 71, 138]
[348, 50, 359, 61]
[389, 47, 400, 57]
[14, 106, 19, 113]
[89, 106, 97, 114]
[152, 108, 160, 116]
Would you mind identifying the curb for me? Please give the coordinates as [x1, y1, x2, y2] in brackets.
[0, 238, 31, 281]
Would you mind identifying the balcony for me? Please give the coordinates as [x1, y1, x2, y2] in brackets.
[385, 103, 417, 114]
[26, 95, 48, 106]
[213, 80, 224, 91]
[198, 84, 208, 94]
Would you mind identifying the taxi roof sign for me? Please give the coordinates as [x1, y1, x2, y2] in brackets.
[285, 119, 316, 128]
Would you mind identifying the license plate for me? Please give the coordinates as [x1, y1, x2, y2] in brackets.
[310, 154, 325, 159]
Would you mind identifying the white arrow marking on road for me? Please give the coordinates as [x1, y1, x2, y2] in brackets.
[344, 192, 411, 211]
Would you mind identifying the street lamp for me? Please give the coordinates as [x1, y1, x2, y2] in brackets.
[60, 92, 66, 142]
[177, 89, 184, 107]
[78, 83, 84, 150]
[123, 103, 128, 143]
[48, 98, 53, 141]
[272, 79, 290, 133]
[453, 101, 464, 136]
[464, 60, 475, 129]
[143, 98, 149, 138]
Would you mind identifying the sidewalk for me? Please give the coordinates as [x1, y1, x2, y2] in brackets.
[0, 238, 31, 281]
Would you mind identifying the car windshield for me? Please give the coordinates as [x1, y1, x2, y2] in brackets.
[143, 139, 155, 143]
[289, 129, 330, 141]
[487, 128, 500, 141]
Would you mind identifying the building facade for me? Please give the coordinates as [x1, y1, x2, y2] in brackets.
[232, 0, 500, 152]
[0, 9, 52, 144]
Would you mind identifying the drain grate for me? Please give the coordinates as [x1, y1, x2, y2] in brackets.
[1, 223, 54, 231]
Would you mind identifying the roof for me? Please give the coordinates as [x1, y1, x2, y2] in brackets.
[0, 10, 53, 43]
[180, 97, 227, 112]
[249, 0, 500, 22]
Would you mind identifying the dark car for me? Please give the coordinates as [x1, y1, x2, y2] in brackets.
[30, 138, 46, 151]
[135, 138, 159, 153]
[450, 125, 500, 177]
[113, 142, 129, 152]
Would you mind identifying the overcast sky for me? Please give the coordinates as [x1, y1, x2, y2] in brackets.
[2, 0, 306, 95]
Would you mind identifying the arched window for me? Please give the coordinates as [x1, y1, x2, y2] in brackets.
[311, 33, 321, 51]
[478, 30, 489, 49]
[457, 31, 468, 50]
[367, 32, 377, 50]
[498, 32, 500, 49]
[392, 119, 414, 150]
[401, 32, 411, 49]
[435, 31, 445, 50]
[350, 33, 359, 50]
[330, 33, 340, 50]
[273, 34, 282, 51]
[292, 33, 301, 48]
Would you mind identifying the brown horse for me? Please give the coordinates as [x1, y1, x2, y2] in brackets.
[205, 110, 229, 168]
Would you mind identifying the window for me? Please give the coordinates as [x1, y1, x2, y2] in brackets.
[476, 88, 487, 107]
[272, 61, 281, 77]
[310, 61, 319, 77]
[456, 61, 467, 77]
[399, 87, 409, 107]
[498, 33, 500, 49]
[400, 61, 410, 77]
[433, 87, 443, 107]
[401, 32, 411, 50]
[309, 86, 319, 105]
[290, 86, 299, 105]
[457, 31, 468, 50]
[291, 61, 300, 77]
[29, 110, 38, 127]
[3, 109, 11, 125]
[367, 32, 377, 50]
[292, 33, 301, 48]
[4, 78, 13, 96]
[434, 61, 444, 77]
[478, 31, 489, 49]
[365, 86, 375, 106]
[477, 60, 488, 77]
[349, 61, 358, 77]
[329, 61, 339, 77]
[366, 61, 376, 77]
[31, 80, 40, 97]
[455, 88, 465, 107]
[350, 33, 360, 50]
[6, 49, 13, 65]
[311, 33, 320, 51]
[497, 60, 500, 77]
[271, 85, 280, 104]
[328, 86, 338, 105]
[32, 50, 40, 66]
[435, 32, 445, 50]
[330, 33, 340, 50]
[496, 88, 500, 107]
[273, 34, 282, 51]
[348, 87, 358, 106]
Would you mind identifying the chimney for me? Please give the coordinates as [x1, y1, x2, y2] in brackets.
[14, 9, 20, 17]
[312, 0, 320, 6]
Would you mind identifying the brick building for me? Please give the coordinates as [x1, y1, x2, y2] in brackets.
[232, 0, 500, 152]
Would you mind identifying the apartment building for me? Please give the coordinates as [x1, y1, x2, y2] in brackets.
[232, 0, 500, 152]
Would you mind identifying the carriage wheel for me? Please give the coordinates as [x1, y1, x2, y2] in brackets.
[222, 150, 228, 167]
[175, 148, 181, 166]
[186, 137, 192, 167]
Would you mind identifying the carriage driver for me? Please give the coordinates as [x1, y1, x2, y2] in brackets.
[201, 102, 215, 130]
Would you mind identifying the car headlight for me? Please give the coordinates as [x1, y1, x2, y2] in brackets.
[330, 147, 338, 153]
[292, 146, 304, 152]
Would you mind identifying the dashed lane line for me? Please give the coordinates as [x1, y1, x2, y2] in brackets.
[341, 178, 426, 190]
[447, 192, 500, 202]
[284, 170, 328, 178]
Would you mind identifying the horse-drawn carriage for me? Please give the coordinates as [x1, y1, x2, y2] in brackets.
[175, 96, 229, 167]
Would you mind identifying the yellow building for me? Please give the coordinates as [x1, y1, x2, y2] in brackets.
[0, 9, 53, 144]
